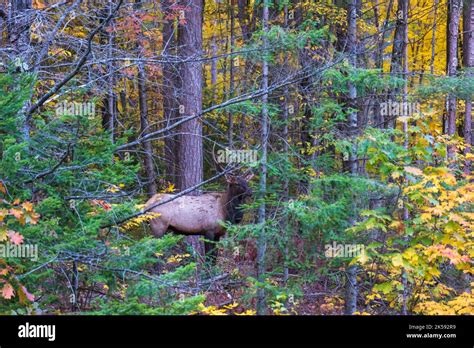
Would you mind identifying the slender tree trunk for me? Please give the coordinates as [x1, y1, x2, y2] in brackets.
[237, 0, 255, 99]
[348, 1, 358, 175]
[228, 0, 235, 147]
[282, 93, 290, 285]
[446, 0, 462, 159]
[256, 0, 269, 315]
[9, 0, 32, 141]
[119, 79, 127, 122]
[9, 0, 31, 63]
[430, 0, 439, 76]
[463, 0, 473, 172]
[389, 0, 411, 315]
[389, 0, 409, 130]
[345, 0, 358, 316]
[376, 0, 394, 69]
[373, 0, 394, 128]
[210, 34, 218, 100]
[106, 1, 116, 144]
[0, 3, 5, 47]
[282, 3, 290, 286]
[400, 0, 410, 315]
[138, 63, 157, 197]
[426, 0, 438, 120]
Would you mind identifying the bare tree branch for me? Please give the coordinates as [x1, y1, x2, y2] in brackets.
[27, 0, 124, 117]
[115, 56, 344, 152]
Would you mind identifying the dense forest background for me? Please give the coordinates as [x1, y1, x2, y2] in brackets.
[0, 0, 473, 315]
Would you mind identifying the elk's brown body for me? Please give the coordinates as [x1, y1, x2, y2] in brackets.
[145, 192, 228, 238]
[144, 175, 253, 259]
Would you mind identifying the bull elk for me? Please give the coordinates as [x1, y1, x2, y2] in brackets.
[144, 173, 253, 260]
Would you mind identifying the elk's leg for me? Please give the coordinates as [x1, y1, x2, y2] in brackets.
[150, 218, 168, 238]
[204, 231, 220, 264]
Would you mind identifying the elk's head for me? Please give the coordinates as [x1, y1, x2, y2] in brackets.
[226, 173, 253, 199]
[225, 172, 254, 223]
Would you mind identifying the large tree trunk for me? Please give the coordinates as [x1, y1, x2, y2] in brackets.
[161, 0, 179, 184]
[176, 0, 203, 192]
[463, 0, 473, 172]
[446, 0, 462, 159]
[177, 0, 204, 256]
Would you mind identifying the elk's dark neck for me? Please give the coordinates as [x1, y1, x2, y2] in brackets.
[223, 189, 245, 224]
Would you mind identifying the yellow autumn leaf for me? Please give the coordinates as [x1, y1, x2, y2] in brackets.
[421, 212, 432, 222]
[0, 230, 8, 242]
[392, 254, 404, 267]
[162, 183, 176, 193]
